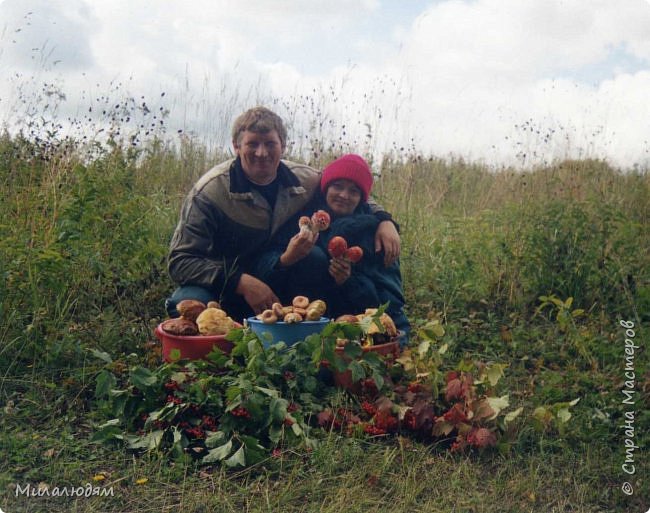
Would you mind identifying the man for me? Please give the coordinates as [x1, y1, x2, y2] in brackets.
[166, 106, 400, 321]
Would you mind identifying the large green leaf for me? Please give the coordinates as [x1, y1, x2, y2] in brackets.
[95, 369, 116, 399]
[269, 397, 288, 423]
[130, 367, 158, 389]
[349, 360, 365, 383]
[203, 439, 233, 463]
[225, 444, 246, 467]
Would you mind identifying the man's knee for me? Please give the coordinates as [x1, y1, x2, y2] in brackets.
[165, 285, 219, 317]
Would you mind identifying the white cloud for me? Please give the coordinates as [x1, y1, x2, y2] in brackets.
[1, 0, 649, 168]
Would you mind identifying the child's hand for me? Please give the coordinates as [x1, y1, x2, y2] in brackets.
[279, 230, 318, 267]
[329, 257, 351, 285]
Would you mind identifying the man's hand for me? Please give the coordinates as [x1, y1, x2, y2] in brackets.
[235, 273, 280, 314]
[328, 257, 351, 286]
[374, 220, 401, 266]
[279, 229, 318, 267]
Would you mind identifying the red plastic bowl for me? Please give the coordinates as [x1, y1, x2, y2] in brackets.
[154, 322, 242, 363]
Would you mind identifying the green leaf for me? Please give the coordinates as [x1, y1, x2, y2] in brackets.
[268, 425, 282, 445]
[241, 436, 266, 465]
[343, 343, 362, 358]
[349, 360, 365, 383]
[290, 421, 303, 437]
[203, 439, 233, 463]
[303, 376, 318, 393]
[91, 419, 123, 443]
[417, 340, 430, 357]
[130, 367, 157, 389]
[127, 430, 164, 450]
[225, 444, 246, 467]
[170, 371, 190, 384]
[88, 348, 113, 364]
[171, 426, 182, 445]
[255, 386, 279, 398]
[168, 348, 181, 362]
[557, 408, 572, 424]
[532, 406, 553, 426]
[95, 369, 116, 399]
[485, 395, 510, 419]
[205, 431, 227, 449]
[225, 386, 242, 404]
[269, 397, 288, 423]
[144, 402, 181, 428]
[503, 407, 523, 425]
[371, 370, 384, 391]
[486, 363, 507, 387]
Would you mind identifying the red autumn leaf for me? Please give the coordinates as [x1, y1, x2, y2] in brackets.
[445, 371, 459, 383]
[411, 399, 436, 430]
[317, 409, 333, 427]
[443, 403, 468, 425]
[467, 427, 497, 448]
[374, 395, 394, 414]
[469, 398, 497, 421]
[445, 378, 464, 402]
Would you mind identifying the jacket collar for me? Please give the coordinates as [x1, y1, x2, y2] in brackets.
[229, 157, 301, 193]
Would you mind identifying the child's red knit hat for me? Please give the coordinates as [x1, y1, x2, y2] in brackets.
[320, 154, 373, 202]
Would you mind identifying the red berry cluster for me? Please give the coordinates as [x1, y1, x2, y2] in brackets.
[361, 400, 377, 416]
[407, 382, 422, 393]
[230, 407, 251, 419]
[201, 415, 218, 431]
[185, 426, 206, 439]
[164, 380, 180, 391]
[373, 411, 398, 433]
[363, 424, 387, 436]
[360, 378, 378, 397]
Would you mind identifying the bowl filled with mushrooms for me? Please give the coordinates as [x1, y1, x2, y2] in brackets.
[154, 300, 242, 362]
[246, 296, 330, 347]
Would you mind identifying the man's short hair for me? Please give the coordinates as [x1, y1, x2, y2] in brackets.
[232, 106, 287, 148]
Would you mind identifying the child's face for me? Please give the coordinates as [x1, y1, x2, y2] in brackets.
[325, 179, 362, 216]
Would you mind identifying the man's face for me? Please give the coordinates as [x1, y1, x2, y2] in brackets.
[234, 129, 284, 185]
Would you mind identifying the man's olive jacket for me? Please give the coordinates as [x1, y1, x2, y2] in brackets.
[168, 157, 321, 299]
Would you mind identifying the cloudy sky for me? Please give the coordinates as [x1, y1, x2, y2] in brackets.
[1, 0, 649, 169]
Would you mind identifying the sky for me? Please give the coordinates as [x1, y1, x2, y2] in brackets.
[1, 0, 650, 169]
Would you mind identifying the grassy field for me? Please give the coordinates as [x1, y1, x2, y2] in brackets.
[0, 130, 648, 513]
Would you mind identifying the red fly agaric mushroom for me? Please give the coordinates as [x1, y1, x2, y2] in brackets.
[310, 210, 331, 231]
[344, 246, 363, 263]
[327, 236, 348, 258]
[298, 216, 313, 234]
[298, 210, 331, 234]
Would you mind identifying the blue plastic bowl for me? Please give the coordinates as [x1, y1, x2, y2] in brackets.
[246, 317, 330, 347]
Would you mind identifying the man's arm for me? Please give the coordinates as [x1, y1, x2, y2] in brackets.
[168, 193, 242, 298]
[366, 198, 401, 266]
